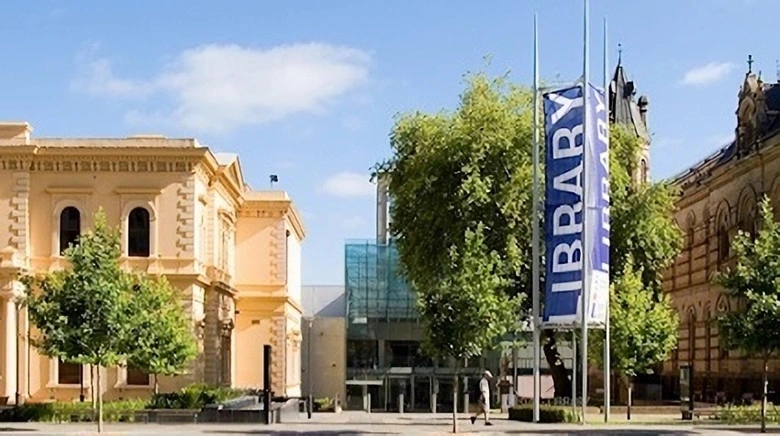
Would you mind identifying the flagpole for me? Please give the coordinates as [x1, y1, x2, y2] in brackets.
[602, 15, 611, 424]
[531, 11, 542, 425]
[580, 0, 591, 425]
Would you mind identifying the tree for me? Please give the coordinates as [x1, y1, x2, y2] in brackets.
[377, 73, 528, 432]
[126, 274, 197, 395]
[542, 124, 682, 398]
[378, 70, 683, 402]
[716, 197, 780, 433]
[23, 210, 135, 433]
[590, 261, 678, 420]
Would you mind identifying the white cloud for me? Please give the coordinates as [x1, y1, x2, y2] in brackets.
[321, 171, 374, 198]
[341, 215, 367, 229]
[680, 62, 735, 86]
[73, 43, 371, 134]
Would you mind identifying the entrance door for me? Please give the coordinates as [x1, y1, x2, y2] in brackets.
[414, 376, 431, 412]
[387, 377, 411, 412]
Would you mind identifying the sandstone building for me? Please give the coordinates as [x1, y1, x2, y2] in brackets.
[0, 122, 305, 404]
[661, 60, 780, 401]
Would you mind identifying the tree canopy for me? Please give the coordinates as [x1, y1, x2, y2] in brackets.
[377, 73, 530, 363]
[23, 210, 196, 432]
[716, 197, 780, 432]
[126, 274, 198, 394]
[590, 260, 678, 417]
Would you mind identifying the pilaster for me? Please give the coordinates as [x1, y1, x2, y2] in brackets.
[176, 177, 196, 255]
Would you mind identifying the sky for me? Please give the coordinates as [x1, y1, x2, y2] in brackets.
[1, 0, 776, 285]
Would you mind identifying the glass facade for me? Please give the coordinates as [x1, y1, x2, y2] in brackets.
[344, 239, 497, 412]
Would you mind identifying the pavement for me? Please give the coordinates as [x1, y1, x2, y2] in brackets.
[0, 412, 775, 435]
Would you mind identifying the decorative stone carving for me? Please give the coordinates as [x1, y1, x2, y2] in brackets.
[10, 172, 30, 256]
[176, 177, 196, 255]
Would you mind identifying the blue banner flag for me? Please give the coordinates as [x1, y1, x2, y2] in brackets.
[542, 84, 609, 328]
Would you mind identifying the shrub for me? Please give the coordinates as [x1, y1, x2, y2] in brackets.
[146, 383, 243, 410]
[508, 405, 580, 423]
[0, 400, 146, 423]
[714, 404, 780, 424]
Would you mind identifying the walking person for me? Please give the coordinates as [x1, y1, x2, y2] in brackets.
[471, 370, 493, 426]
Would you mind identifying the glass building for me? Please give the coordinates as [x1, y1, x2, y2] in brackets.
[344, 238, 497, 412]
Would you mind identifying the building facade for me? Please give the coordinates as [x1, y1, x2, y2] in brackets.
[661, 63, 780, 401]
[0, 122, 306, 404]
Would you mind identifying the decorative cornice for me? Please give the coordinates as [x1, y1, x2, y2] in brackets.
[238, 199, 306, 240]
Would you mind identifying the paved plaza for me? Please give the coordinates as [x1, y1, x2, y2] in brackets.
[0, 412, 776, 435]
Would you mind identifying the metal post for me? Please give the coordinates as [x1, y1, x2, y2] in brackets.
[572, 332, 577, 417]
[602, 15, 611, 424]
[512, 344, 518, 407]
[531, 11, 542, 425]
[263, 344, 272, 425]
[307, 317, 313, 419]
[580, 0, 591, 425]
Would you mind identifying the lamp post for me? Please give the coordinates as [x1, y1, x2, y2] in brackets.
[306, 316, 314, 419]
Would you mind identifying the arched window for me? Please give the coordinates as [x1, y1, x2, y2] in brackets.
[59, 207, 81, 255]
[127, 207, 151, 257]
[640, 159, 648, 183]
[717, 225, 729, 269]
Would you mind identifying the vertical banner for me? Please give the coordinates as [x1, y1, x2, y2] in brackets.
[542, 84, 609, 328]
[586, 83, 610, 326]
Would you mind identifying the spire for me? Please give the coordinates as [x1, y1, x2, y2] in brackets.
[747, 54, 754, 74]
[617, 43, 622, 66]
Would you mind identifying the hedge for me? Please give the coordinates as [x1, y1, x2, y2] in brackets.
[0, 399, 147, 423]
[0, 383, 246, 423]
[508, 405, 580, 423]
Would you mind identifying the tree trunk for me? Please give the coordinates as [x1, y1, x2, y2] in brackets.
[452, 360, 459, 434]
[90, 365, 96, 411]
[627, 379, 633, 421]
[761, 354, 768, 434]
[543, 330, 571, 398]
[96, 366, 103, 433]
[154, 374, 159, 395]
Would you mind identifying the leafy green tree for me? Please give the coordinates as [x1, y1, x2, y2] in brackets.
[126, 274, 198, 395]
[716, 197, 780, 433]
[542, 124, 682, 398]
[23, 210, 135, 433]
[378, 70, 683, 403]
[590, 261, 678, 420]
[377, 73, 528, 432]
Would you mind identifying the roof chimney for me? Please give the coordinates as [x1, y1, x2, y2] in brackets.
[0, 122, 33, 144]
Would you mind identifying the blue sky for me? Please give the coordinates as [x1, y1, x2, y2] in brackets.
[0, 0, 775, 284]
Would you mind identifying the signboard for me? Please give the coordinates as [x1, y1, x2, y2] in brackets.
[541, 83, 609, 328]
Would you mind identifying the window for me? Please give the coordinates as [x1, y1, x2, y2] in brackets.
[126, 364, 149, 386]
[640, 159, 648, 183]
[58, 359, 81, 385]
[59, 207, 81, 255]
[127, 207, 151, 257]
[717, 225, 729, 269]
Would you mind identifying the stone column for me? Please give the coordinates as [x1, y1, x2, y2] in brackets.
[2, 296, 17, 404]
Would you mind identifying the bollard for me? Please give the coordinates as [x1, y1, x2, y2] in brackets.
[307, 395, 313, 419]
[463, 393, 469, 414]
[399, 393, 404, 414]
[367, 393, 372, 414]
[431, 392, 437, 414]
